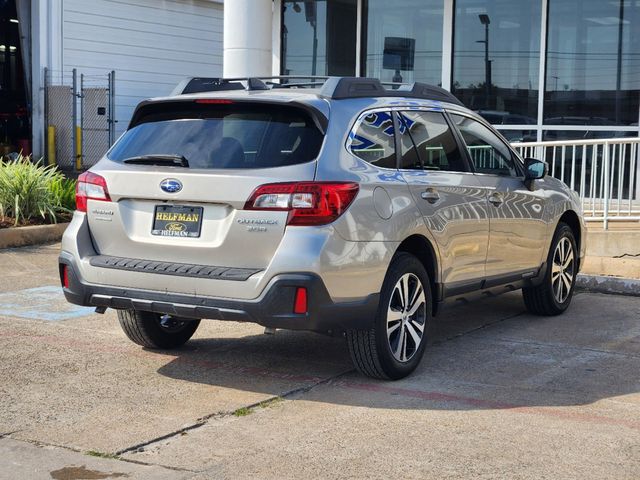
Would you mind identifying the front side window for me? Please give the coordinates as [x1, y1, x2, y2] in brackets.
[348, 111, 396, 168]
[398, 111, 467, 172]
[450, 114, 518, 176]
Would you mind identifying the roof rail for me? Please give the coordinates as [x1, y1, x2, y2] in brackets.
[172, 76, 464, 106]
[320, 77, 464, 106]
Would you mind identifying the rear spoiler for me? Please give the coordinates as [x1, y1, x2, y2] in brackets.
[128, 97, 329, 135]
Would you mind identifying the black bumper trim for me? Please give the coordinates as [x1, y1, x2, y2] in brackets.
[59, 252, 378, 334]
[89, 255, 261, 281]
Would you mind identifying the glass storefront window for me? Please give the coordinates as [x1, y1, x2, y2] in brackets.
[452, 0, 541, 123]
[282, 0, 357, 77]
[363, 0, 443, 85]
[541, 130, 637, 200]
[545, 0, 640, 126]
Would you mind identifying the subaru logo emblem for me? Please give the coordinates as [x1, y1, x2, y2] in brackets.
[160, 178, 182, 193]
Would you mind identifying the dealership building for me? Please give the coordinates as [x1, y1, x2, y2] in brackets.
[225, 0, 640, 143]
[1, 0, 638, 163]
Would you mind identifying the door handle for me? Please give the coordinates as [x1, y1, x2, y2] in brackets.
[421, 189, 440, 204]
[488, 192, 504, 206]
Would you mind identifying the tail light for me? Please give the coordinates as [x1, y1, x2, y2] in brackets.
[76, 171, 111, 212]
[244, 182, 359, 226]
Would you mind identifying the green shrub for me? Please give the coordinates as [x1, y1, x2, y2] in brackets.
[0, 154, 75, 226]
[50, 177, 77, 212]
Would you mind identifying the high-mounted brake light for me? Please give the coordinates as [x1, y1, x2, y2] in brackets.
[244, 182, 359, 226]
[76, 171, 111, 212]
[195, 99, 234, 104]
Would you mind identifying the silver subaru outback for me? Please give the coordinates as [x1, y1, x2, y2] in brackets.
[60, 77, 586, 380]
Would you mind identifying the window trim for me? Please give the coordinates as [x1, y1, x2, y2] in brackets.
[446, 110, 525, 178]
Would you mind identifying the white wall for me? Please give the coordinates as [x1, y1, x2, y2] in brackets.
[61, 0, 223, 136]
[31, 0, 224, 155]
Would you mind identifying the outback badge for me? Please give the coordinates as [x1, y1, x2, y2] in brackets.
[160, 178, 182, 193]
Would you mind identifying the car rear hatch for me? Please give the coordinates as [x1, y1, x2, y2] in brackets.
[83, 99, 326, 272]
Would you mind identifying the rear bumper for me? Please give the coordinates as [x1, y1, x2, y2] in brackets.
[59, 252, 378, 334]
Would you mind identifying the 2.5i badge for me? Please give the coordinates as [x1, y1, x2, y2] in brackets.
[152, 205, 203, 238]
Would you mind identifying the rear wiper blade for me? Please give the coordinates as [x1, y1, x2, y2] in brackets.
[123, 154, 189, 168]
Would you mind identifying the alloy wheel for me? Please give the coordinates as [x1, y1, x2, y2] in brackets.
[386, 273, 427, 362]
[551, 237, 574, 303]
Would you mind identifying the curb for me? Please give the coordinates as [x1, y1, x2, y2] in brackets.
[576, 273, 640, 297]
[0, 223, 69, 250]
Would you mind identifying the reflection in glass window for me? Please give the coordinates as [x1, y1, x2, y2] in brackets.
[349, 111, 396, 168]
[452, 0, 541, 123]
[364, 0, 443, 85]
[545, 0, 640, 126]
[496, 129, 537, 143]
[282, 0, 357, 76]
[398, 111, 467, 172]
[450, 114, 517, 176]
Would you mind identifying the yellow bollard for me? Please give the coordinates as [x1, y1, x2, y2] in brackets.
[75, 126, 83, 171]
[47, 126, 56, 166]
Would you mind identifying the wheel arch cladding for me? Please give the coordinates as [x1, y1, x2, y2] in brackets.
[558, 210, 581, 266]
[395, 234, 439, 315]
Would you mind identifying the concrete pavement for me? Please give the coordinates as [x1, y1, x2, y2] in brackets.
[0, 244, 638, 479]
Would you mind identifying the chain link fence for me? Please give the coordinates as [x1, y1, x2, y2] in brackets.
[44, 68, 116, 173]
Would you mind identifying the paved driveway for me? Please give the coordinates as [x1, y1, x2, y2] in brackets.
[1, 244, 638, 479]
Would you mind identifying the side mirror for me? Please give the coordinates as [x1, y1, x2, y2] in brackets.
[524, 158, 547, 190]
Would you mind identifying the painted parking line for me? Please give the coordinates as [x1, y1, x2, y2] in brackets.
[0, 286, 94, 321]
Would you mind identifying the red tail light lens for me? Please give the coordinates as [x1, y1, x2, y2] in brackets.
[244, 182, 359, 226]
[76, 171, 111, 212]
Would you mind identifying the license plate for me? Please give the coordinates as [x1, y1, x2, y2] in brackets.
[152, 205, 203, 238]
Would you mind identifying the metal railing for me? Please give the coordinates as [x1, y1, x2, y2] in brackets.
[512, 137, 640, 229]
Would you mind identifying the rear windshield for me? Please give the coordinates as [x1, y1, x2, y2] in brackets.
[107, 103, 324, 169]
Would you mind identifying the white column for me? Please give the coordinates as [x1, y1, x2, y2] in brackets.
[441, 0, 454, 90]
[272, 0, 281, 76]
[30, 0, 63, 160]
[224, 0, 273, 78]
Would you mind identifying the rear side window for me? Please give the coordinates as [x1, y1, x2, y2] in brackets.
[398, 111, 467, 172]
[107, 103, 324, 169]
[348, 111, 396, 168]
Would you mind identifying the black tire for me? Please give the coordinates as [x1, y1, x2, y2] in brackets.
[117, 310, 200, 349]
[523, 222, 578, 316]
[346, 252, 432, 380]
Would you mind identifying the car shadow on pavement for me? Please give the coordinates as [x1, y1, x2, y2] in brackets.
[154, 291, 640, 412]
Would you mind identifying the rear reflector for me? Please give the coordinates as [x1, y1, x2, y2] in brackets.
[62, 265, 69, 289]
[245, 182, 359, 226]
[76, 171, 111, 212]
[294, 287, 308, 314]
